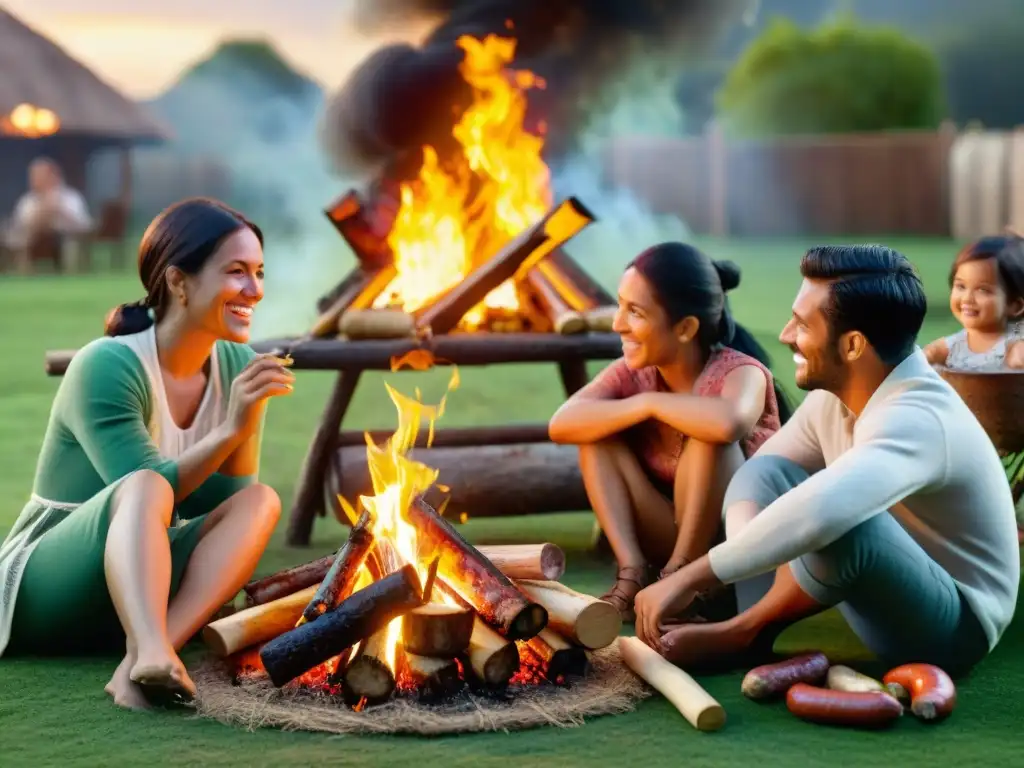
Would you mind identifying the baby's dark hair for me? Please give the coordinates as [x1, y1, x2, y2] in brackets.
[950, 233, 1024, 307]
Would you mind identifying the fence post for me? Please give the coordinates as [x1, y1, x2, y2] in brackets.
[1009, 125, 1024, 235]
[706, 120, 728, 237]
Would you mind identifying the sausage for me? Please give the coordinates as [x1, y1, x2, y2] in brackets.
[741, 652, 830, 700]
[786, 683, 904, 728]
[882, 663, 957, 721]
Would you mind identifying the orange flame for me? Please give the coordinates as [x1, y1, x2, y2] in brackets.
[374, 34, 553, 329]
[337, 356, 460, 673]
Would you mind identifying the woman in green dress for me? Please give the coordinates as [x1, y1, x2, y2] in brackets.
[0, 198, 294, 711]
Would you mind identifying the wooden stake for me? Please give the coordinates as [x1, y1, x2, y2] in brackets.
[526, 268, 587, 334]
[298, 509, 375, 625]
[516, 580, 621, 650]
[476, 544, 566, 581]
[202, 585, 318, 657]
[618, 636, 726, 732]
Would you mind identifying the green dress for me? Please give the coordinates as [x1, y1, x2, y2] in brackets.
[0, 328, 260, 656]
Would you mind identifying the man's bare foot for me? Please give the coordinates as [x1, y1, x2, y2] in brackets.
[659, 620, 774, 671]
[130, 650, 196, 706]
[105, 654, 153, 711]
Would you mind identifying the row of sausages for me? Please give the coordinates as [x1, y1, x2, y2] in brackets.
[741, 652, 957, 728]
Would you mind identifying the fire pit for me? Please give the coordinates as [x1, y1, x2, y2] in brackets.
[192, 375, 647, 735]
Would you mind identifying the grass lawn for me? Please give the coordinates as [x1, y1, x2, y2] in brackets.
[0, 235, 1020, 767]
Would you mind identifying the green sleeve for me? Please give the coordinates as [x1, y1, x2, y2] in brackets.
[59, 339, 180, 491]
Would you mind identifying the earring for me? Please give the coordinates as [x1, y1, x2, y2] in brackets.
[179, 292, 188, 307]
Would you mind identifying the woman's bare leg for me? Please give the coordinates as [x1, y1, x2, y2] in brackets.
[104, 478, 280, 710]
[579, 439, 676, 618]
[164, 483, 280, 649]
[664, 440, 745, 573]
[102, 470, 179, 710]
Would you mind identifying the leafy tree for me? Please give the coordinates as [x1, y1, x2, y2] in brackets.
[714, 15, 946, 136]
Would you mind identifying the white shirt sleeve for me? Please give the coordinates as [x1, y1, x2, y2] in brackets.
[58, 188, 92, 231]
[750, 390, 828, 473]
[707, 400, 949, 584]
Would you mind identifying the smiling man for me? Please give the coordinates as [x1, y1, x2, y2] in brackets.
[632, 244, 1020, 677]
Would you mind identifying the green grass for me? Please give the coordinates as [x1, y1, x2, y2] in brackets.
[0, 236, 1019, 767]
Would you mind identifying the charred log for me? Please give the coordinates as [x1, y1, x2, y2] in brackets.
[299, 510, 375, 625]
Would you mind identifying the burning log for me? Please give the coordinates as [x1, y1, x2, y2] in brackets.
[583, 306, 617, 333]
[526, 628, 589, 683]
[405, 497, 547, 641]
[534, 258, 596, 313]
[416, 197, 595, 335]
[259, 564, 423, 688]
[339, 308, 416, 339]
[401, 653, 465, 702]
[465, 617, 520, 687]
[549, 249, 616, 308]
[298, 510, 375, 625]
[526, 268, 587, 335]
[339, 630, 396, 707]
[331, 442, 589, 522]
[242, 556, 334, 606]
[476, 544, 566, 582]
[515, 580, 621, 650]
[202, 585, 318, 657]
[322, 188, 394, 271]
[402, 604, 474, 658]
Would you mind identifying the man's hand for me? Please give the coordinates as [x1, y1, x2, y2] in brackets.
[634, 556, 725, 653]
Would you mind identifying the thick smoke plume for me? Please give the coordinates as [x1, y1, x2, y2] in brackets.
[322, 0, 758, 178]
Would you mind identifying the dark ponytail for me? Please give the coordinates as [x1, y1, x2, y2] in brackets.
[628, 242, 793, 423]
[104, 197, 263, 337]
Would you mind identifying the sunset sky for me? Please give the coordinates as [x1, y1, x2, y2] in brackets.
[5, 1, 437, 98]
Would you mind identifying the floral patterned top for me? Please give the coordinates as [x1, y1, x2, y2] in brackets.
[582, 347, 782, 485]
[944, 320, 1024, 371]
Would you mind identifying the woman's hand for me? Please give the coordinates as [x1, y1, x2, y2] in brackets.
[226, 354, 294, 440]
[633, 569, 698, 652]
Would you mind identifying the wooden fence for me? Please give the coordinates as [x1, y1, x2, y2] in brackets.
[601, 123, 962, 237]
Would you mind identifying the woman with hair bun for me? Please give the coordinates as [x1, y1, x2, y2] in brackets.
[0, 198, 293, 710]
[549, 242, 791, 622]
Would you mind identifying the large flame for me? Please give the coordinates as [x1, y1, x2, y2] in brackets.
[339, 353, 460, 673]
[374, 34, 553, 329]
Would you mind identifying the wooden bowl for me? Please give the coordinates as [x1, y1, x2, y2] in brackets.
[937, 367, 1024, 452]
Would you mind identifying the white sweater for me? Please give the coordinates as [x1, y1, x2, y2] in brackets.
[708, 349, 1020, 650]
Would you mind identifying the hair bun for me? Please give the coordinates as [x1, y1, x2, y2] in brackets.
[104, 300, 154, 337]
[713, 259, 741, 291]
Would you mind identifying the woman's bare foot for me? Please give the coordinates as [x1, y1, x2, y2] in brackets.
[105, 654, 153, 711]
[130, 648, 196, 706]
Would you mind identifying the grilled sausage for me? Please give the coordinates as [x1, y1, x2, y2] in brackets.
[741, 652, 830, 700]
[786, 683, 904, 728]
[882, 663, 957, 721]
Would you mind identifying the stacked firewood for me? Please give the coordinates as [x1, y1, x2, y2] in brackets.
[201, 499, 622, 707]
[310, 190, 618, 340]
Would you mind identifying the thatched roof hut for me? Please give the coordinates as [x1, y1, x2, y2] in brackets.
[0, 8, 172, 228]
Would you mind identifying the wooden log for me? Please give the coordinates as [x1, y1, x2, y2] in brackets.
[45, 331, 623, 377]
[465, 617, 520, 687]
[534, 258, 597, 312]
[583, 306, 617, 333]
[242, 556, 334, 606]
[309, 267, 391, 338]
[405, 497, 547, 640]
[618, 636, 726, 732]
[516, 580, 621, 650]
[298, 510, 375, 625]
[335, 423, 552, 448]
[338, 630, 396, 706]
[402, 604, 474, 658]
[476, 544, 565, 581]
[416, 197, 595, 335]
[527, 267, 587, 334]
[259, 564, 422, 688]
[401, 652, 465, 702]
[202, 585, 318, 657]
[526, 628, 589, 683]
[330, 442, 588, 523]
[338, 308, 415, 339]
[322, 188, 395, 271]
[549, 248, 616, 307]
